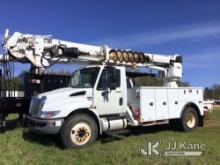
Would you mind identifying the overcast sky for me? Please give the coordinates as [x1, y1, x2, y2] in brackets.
[0, 0, 220, 87]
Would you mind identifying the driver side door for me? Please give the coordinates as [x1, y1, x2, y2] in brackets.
[93, 66, 124, 115]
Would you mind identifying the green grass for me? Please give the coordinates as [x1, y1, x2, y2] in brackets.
[1, 107, 220, 165]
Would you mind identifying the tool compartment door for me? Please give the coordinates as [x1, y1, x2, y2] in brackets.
[140, 88, 156, 122]
[155, 88, 168, 120]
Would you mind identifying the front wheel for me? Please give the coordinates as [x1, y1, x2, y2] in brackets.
[181, 107, 199, 132]
[60, 113, 98, 149]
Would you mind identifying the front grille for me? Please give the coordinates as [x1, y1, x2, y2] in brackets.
[29, 98, 41, 116]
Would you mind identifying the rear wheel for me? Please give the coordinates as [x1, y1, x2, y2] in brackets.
[60, 113, 98, 149]
[181, 107, 198, 132]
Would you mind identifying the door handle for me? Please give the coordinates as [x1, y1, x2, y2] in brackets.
[149, 102, 153, 106]
[163, 102, 167, 105]
[119, 97, 123, 105]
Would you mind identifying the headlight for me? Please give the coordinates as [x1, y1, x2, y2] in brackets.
[39, 96, 47, 110]
[39, 111, 60, 118]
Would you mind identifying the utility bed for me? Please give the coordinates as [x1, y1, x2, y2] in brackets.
[128, 87, 203, 123]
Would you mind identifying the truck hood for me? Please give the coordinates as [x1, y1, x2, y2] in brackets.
[29, 87, 93, 117]
[38, 87, 91, 99]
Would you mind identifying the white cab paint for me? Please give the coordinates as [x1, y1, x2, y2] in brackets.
[93, 66, 127, 115]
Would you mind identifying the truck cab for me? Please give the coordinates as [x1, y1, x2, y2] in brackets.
[27, 64, 129, 147]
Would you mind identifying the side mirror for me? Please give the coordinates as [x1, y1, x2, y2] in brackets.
[101, 87, 111, 96]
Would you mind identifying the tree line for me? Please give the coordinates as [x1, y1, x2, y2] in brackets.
[0, 72, 219, 100]
[133, 77, 220, 100]
[133, 76, 190, 87]
[204, 84, 220, 100]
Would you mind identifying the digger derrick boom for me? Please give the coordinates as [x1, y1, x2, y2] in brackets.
[3, 31, 182, 69]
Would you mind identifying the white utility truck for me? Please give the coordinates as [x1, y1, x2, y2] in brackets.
[2, 30, 204, 148]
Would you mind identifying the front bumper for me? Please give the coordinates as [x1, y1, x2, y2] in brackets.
[26, 115, 64, 134]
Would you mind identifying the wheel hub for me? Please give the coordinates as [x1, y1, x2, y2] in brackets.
[186, 112, 196, 128]
[70, 122, 91, 145]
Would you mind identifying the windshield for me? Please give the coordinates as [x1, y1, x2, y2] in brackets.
[70, 67, 100, 88]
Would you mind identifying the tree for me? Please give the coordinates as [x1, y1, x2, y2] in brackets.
[204, 84, 220, 100]
[176, 80, 190, 87]
[211, 84, 220, 99]
[0, 76, 23, 91]
[204, 87, 212, 100]
[133, 76, 190, 87]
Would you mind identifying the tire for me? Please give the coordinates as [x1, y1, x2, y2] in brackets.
[180, 107, 198, 132]
[60, 113, 98, 149]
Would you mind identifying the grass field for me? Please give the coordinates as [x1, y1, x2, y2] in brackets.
[0, 107, 220, 165]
